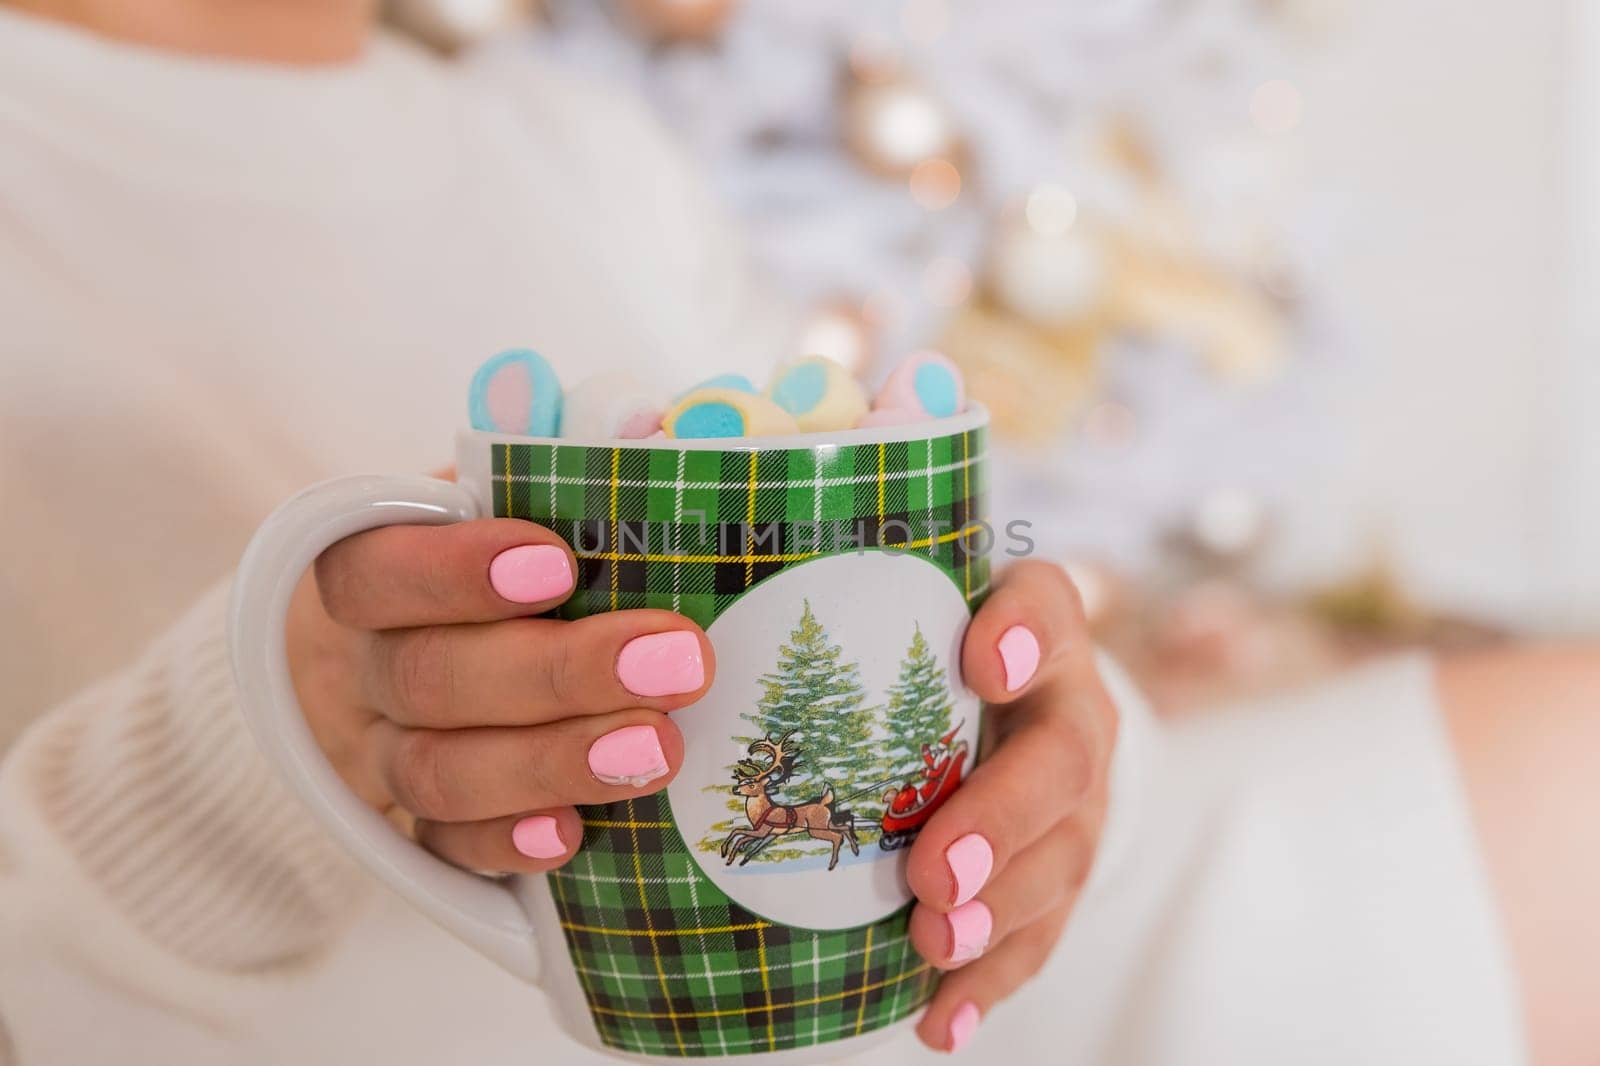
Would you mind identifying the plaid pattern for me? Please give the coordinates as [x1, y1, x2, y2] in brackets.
[493, 426, 988, 1057]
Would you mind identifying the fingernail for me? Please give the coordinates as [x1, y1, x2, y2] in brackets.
[946, 900, 992, 964]
[489, 544, 573, 604]
[588, 724, 669, 787]
[946, 833, 994, 907]
[997, 625, 1040, 693]
[617, 631, 704, 698]
[947, 1000, 981, 1052]
[511, 814, 565, 859]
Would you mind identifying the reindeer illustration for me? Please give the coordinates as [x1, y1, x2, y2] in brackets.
[719, 734, 860, 870]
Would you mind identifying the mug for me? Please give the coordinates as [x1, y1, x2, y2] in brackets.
[228, 407, 990, 1062]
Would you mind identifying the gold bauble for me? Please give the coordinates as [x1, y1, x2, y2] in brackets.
[1107, 237, 1288, 384]
[936, 298, 1100, 445]
[623, 0, 738, 42]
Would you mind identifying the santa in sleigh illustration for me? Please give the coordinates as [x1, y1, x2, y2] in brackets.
[876, 723, 969, 851]
[717, 722, 970, 868]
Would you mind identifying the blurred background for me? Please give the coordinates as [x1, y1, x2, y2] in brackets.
[386, 0, 1596, 715]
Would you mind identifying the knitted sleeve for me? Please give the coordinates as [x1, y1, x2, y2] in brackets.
[0, 579, 371, 1006]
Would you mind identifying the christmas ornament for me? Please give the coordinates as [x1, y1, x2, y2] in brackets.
[1186, 487, 1270, 562]
[623, 0, 738, 42]
[384, 0, 535, 52]
[842, 75, 960, 179]
[987, 199, 1111, 327]
[907, 158, 963, 211]
[1107, 246, 1288, 383]
[936, 301, 1098, 445]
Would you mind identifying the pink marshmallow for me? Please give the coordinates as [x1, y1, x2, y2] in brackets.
[872, 349, 966, 419]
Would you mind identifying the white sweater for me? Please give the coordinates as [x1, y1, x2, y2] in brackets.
[0, 11, 1523, 1066]
[0, 2, 783, 1040]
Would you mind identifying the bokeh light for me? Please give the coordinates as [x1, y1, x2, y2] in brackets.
[1250, 79, 1304, 135]
[909, 158, 962, 210]
[1025, 183, 1079, 237]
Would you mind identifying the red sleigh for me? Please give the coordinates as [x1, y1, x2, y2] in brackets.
[876, 728, 969, 852]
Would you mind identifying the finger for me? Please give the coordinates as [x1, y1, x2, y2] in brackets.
[316, 518, 579, 630]
[908, 821, 1091, 969]
[905, 691, 1104, 910]
[961, 560, 1094, 703]
[416, 807, 585, 875]
[371, 709, 685, 822]
[914, 902, 1072, 1053]
[362, 610, 713, 728]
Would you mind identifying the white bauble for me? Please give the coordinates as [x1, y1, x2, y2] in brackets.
[842, 77, 959, 178]
[987, 214, 1108, 327]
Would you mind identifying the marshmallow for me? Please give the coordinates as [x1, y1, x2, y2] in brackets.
[468, 348, 563, 437]
[676, 372, 758, 399]
[872, 350, 965, 420]
[766, 356, 869, 433]
[560, 372, 663, 440]
[662, 388, 800, 439]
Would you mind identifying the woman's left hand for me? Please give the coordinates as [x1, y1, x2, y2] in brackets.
[907, 560, 1118, 1053]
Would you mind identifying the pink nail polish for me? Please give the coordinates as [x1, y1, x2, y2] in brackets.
[511, 815, 565, 859]
[946, 833, 993, 907]
[588, 724, 669, 787]
[997, 625, 1040, 693]
[947, 900, 992, 964]
[947, 1000, 981, 1052]
[617, 631, 704, 698]
[489, 545, 573, 604]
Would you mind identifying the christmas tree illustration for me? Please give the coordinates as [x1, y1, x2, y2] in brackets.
[745, 600, 878, 788]
[879, 624, 956, 780]
[696, 600, 881, 861]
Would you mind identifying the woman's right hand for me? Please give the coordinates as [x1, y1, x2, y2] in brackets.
[284, 517, 714, 873]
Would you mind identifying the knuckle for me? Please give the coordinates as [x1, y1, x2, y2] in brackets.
[389, 729, 452, 819]
[1054, 821, 1095, 888]
[538, 632, 577, 707]
[314, 550, 363, 626]
[416, 536, 459, 614]
[388, 627, 455, 723]
[1041, 717, 1095, 802]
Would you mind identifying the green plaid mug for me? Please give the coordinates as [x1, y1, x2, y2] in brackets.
[230, 406, 990, 1062]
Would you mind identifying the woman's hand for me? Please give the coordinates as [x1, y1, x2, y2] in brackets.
[285, 517, 714, 872]
[905, 560, 1118, 1053]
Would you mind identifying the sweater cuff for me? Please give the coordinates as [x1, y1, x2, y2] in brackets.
[0, 578, 371, 985]
[1081, 650, 1159, 904]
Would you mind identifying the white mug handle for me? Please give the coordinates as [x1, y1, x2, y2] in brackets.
[227, 475, 541, 982]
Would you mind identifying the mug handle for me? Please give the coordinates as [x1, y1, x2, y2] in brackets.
[227, 475, 542, 982]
